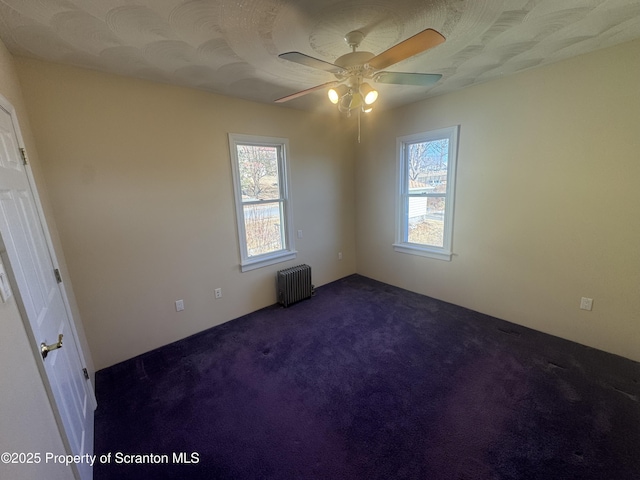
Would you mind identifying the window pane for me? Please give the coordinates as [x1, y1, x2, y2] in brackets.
[236, 145, 280, 201]
[407, 197, 445, 247]
[407, 139, 449, 195]
[243, 202, 284, 257]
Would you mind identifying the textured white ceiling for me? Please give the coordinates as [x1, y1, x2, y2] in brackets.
[1, 0, 640, 111]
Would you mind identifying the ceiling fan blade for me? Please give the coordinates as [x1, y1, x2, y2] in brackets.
[374, 72, 442, 86]
[274, 81, 340, 103]
[278, 52, 343, 74]
[368, 28, 445, 70]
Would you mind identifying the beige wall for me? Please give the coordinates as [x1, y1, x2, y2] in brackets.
[11, 38, 640, 370]
[15, 58, 357, 369]
[356, 38, 640, 362]
[0, 41, 74, 480]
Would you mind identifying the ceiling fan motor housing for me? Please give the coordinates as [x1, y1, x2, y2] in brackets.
[334, 51, 375, 69]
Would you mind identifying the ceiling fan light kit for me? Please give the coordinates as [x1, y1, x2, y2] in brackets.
[328, 84, 348, 104]
[360, 83, 378, 105]
[276, 27, 446, 114]
[328, 82, 376, 115]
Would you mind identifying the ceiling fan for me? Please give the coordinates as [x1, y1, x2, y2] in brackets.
[275, 28, 446, 114]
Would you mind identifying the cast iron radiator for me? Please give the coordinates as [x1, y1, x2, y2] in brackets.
[277, 264, 314, 307]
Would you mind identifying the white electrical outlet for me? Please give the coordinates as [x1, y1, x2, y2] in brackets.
[580, 297, 593, 311]
[338, 252, 343, 260]
[297, 230, 303, 239]
[175, 299, 185, 312]
[215, 288, 222, 299]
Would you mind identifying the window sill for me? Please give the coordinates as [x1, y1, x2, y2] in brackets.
[241, 250, 298, 272]
[393, 243, 452, 261]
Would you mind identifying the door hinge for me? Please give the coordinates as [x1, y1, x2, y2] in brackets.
[54, 268, 62, 284]
[19, 148, 28, 166]
[83, 368, 90, 380]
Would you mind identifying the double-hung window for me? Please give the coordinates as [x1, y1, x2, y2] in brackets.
[229, 134, 296, 271]
[394, 126, 459, 261]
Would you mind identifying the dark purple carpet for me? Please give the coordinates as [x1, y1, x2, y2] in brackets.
[94, 274, 640, 479]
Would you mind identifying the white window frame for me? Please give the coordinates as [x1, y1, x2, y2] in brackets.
[229, 133, 296, 272]
[393, 125, 459, 261]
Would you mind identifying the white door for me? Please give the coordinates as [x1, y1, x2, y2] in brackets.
[0, 100, 95, 480]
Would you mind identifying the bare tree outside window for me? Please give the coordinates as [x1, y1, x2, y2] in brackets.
[395, 126, 458, 261]
[236, 144, 285, 257]
[407, 139, 449, 247]
[243, 203, 283, 256]
[229, 133, 295, 271]
[408, 139, 449, 182]
[237, 145, 279, 200]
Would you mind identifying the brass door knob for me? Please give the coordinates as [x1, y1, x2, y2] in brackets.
[41, 334, 63, 360]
